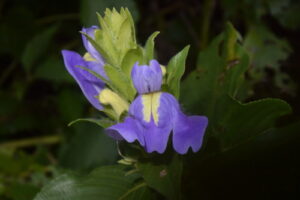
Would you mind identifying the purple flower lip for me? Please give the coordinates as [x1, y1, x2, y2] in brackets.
[61, 26, 107, 110]
[107, 60, 208, 154]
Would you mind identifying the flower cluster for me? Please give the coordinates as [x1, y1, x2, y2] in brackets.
[61, 12, 208, 154]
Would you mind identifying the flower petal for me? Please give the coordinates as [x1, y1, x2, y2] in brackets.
[107, 117, 145, 146]
[131, 60, 162, 94]
[132, 93, 172, 153]
[172, 112, 208, 154]
[142, 120, 172, 153]
[61, 50, 104, 110]
[81, 26, 105, 65]
[160, 92, 208, 154]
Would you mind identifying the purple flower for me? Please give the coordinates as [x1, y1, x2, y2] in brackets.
[61, 26, 107, 110]
[107, 60, 208, 154]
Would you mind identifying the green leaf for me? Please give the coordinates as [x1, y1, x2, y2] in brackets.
[181, 25, 292, 150]
[121, 185, 155, 200]
[181, 25, 249, 116]
[104, 64, 136, 101]
[68, 118, 115, 129]
[6, 183, 39, 200]
[59, 124, 118, 171]
[181, 35, 225, 116]
[223, 22, 241, 61]
[166, 45, 190, 98]
[137, 154, 182, 200]
[223, 45, 249, 97]
[121, 47, 144, 77]
[34, 165, 150, 200]
[216, 96, 292, 150]
[117, 15, 137, 61]
[143, 31, 160, 63]
[21, 25, 58, 73]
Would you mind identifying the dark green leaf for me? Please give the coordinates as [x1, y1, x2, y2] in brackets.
[21, 25, 58, 73]
[216, 96, 292, 150]
[34, 165, 149, 200]
[181, 35, 225, 116]
[137, 154, 182, 200]
[7, 183, 39, 200]
[181, 25, 249, 115]
[59, 124, 118, 171]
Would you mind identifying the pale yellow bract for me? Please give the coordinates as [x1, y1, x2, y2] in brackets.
[98, 88, 129, 117]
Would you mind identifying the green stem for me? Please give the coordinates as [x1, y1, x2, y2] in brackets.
[200, 0, 215, 50]
[0, 135, 62, 149]
[118, 182, 147, 200]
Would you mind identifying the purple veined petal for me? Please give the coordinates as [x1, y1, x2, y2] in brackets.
[172, 114, 208, 154]
[142, 120, 172, 153]
[81, 26, 105, 65]
[107, 117, 145, 146]
[131, 60, 162, 94]
[160, 92, 208, 154]
[61, 50, 104, 110]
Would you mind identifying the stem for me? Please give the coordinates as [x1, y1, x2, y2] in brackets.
[0, 135, 62, 149]
[118, 182, 147, 200]
[200, 0, 215, 50]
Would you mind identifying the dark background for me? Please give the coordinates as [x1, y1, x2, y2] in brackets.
[0, 0, 299, 199]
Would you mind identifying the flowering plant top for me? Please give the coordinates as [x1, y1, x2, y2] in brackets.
[62, 8, 208, 154]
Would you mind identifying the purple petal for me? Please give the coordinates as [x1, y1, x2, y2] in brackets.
[142, 120, 172, 153]
[81, 26, 105, 65]
[131, 60, 162, 94]
[107, 117, 145, 146]
[131, 93, 172, 153]
[160, 93, 208, 154]
[128, 95, 145, 124]
[61, 50, 104, 110]
[172, 111, 208, 154]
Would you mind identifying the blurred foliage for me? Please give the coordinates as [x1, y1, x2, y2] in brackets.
[0, 0, 299, 199]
